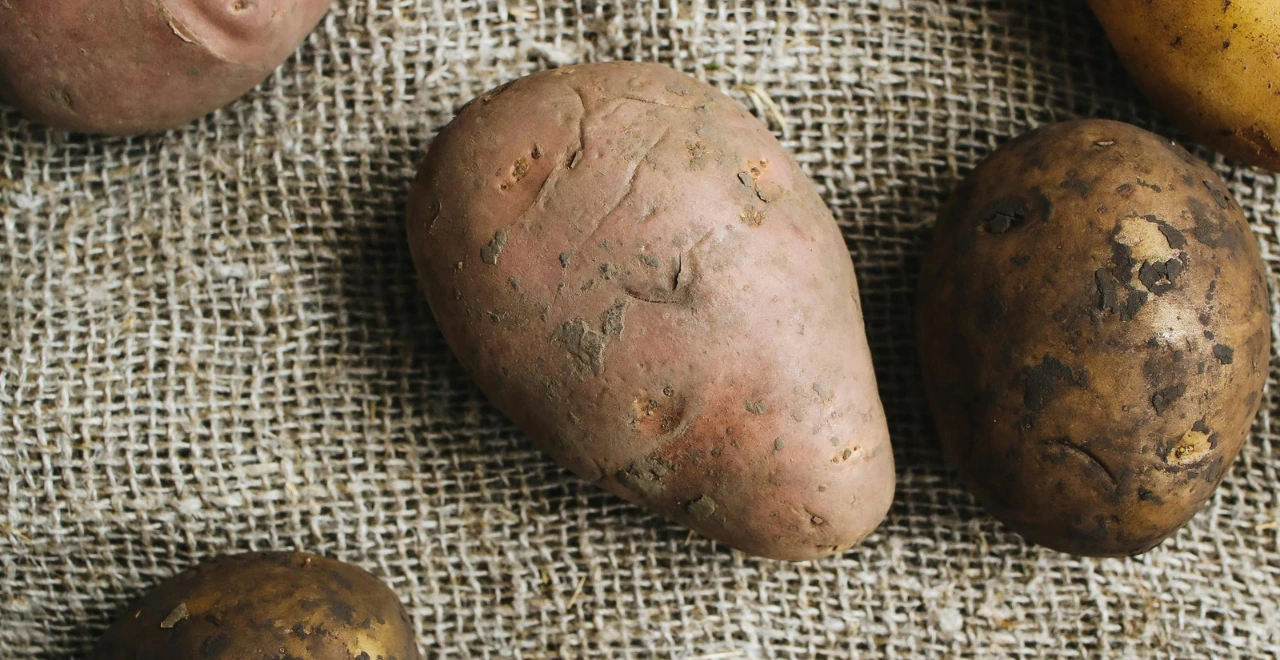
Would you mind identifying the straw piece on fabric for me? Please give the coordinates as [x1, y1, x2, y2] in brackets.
[1, 1, 1278, 657]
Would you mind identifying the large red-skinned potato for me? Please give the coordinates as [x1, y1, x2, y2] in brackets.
[0, 0, 330, 135]
[406, 62, 895, 561]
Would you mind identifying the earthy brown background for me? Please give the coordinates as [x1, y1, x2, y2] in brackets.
[2, 1, 1278, 657]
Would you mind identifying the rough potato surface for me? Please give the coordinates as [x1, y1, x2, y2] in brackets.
[92, 552, 421, 660]
[918, 120, 1270, 557]
[407, 62, 894, 561]
[0, 0, 330, 135]
[1089, 0, 1280, 171]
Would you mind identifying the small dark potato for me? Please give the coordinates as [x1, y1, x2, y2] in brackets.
[407, 62, 894, 561]
[92, 552, 420, 660]
[0, 0, 331, 135]
[918, 119, 1270, 557]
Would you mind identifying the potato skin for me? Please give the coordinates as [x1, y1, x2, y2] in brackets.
[92, 552, 420, 660]
[0, 0, 330, 135]
[406, 62, 894, 561]
[1088, 0, 1280, 171]
[918, 120, 1269, 557]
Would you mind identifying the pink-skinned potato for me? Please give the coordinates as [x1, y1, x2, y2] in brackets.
[406, 62, 895, 561]
[0, 0, 330, 135]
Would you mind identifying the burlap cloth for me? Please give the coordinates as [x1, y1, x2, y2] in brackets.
[3, 1, 1279, 657]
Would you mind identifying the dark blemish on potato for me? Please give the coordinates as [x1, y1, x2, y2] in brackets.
[979, 196, 1030, 234]
[1171, 35, 1184, 49]
[356, 653, 372, 660]
[1059, 176, 1091, 197]
[552, 319, 607, 375]
[1151, 383, 1187, 415]
[509, 277, 520, 290]
[774, 437, 785, 452]
[812, 382, 833, 400]
[828, 436, 841, 447]
[711, 447, 722, 457]
[737, 171, 753, 187]
[1138, 258, 1183, 295]
[1213, 344, 1235, 364]
[979, 290, 1007, 332]
[1023, 356, 1082, 412]
[1189, 197, 1240, 250]
[810, 514, 826, 526]
[559, 250, 573, 268]
[1138, 489, 1164, 504]
[187, 65, 201, 77]
[1136, 179, 1163, 193]
[640, 254, 661, 268]
[200, 632, 232, 659]
[581, 279, 597, 292]
[745, 400, 768, 414]
[291, 622, 309, 639]
[1203, 180, 1233, 210]
[481, 229, 508, 265]
[160, 602, 189, 629]
[1222, 40, 1231, 50]
[1115, 183, 1135, 198]
[1110, 241, 1136, 283]
[1095, 268, 1120, 313]
[1198, 361, 1206, 374]
[298, 598, 320, 611]
[663, 385, 674, 397]
[1012, 254, 1032, 266]
[1122, 289, 1148, 322]
[599, 262, 619, 280]
[1145, 215, 1187, 249]
[740, 207, 766, 227]
[1207, 279, 1217, 302]
[790, 409, 805, 422]
[686, 495, 717, 521]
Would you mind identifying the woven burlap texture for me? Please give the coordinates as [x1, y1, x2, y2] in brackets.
[3, 1, 1279, 657]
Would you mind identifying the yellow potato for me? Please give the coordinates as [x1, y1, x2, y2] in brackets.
[1088, 0, 1280, 171]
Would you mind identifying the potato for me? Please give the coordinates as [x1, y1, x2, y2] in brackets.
[1089, 0, 1280, 171]
[917, 119, 1270, 557]
[92, 552, 420, 660]
[406, 62, 894, 561]
[0, 0, 330, 135]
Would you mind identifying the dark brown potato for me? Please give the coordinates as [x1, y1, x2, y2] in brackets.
[92, 552, 420, 660]
[918, 119, 1270, 557]
[407, 62, 894, 561]
[0, 0, 331, 135]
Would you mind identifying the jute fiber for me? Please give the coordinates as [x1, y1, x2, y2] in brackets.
[2, 1, 1279, 657]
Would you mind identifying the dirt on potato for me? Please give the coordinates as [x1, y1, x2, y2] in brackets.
[917, 119, 1270, 557]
